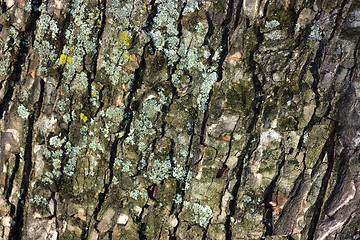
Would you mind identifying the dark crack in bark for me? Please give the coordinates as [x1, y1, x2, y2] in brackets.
[307, 122, 338, 239]
[262, 149, 286, 237]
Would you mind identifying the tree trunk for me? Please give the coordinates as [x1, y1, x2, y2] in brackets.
[1, 0, 360, 239]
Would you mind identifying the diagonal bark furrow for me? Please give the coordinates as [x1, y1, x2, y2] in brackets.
[216, 0, 235, 82]
[25, 0, 43, 35]
[262, 150, 286, 237]
[160, 1, 185, 137]
[134, 203, 150, 239]
[6, 4, 46, 237]
[9, 114, 35, 240]
[87, 0, 107, 106]
[199, 94, 211, 145]
[307, 122, 338, 240]
[50, 191, 60, 240]
[217, 117, 241, 217]
[203, 11, 215, 46]
[225, 148, 245, 240]
[0, 30, 29, 120]
[0, 83, 15, 120]
[138, 222, 147, 240]
[296, 0, 351, 152]
[225, 78, 264, 239]
[142, 0, 158, 54]
[201, 216, 213, 240]
[171, 121, 196, 239]
[92, 138, 119, 224]
[82, 40, 148, 240]
[5, 153, 20, 202]
[224, 135, 261, 239]
[9, 70, 45, 240]
[233, 0, 244, 31]
[225, 21, 264, 238]
[222, 117, 241, 166]
[337, 210, 357, 239]
[82, 139, 120, 239]
[4, 153, 20, 218]
[200, 0, 236, 145]
[296, 42, 325, 152]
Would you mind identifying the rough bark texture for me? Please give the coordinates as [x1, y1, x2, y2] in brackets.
[1, 0, 360, 239]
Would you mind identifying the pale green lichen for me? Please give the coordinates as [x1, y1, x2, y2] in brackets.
[61, 0, 98, 82]
[172, 164, 186, 181]
[114, 158, 123, 169]
[90, 84, 100, 107]
[17, 105, 30, 119]
[122, 160, 134, 176]
[126, 98, 163, 151]
[63, 114, 71, 124]
[309, 20, 322, 41]
[30, 194, 47, 206]
[33, 3, 58, 73]
[0, 26, 21, 77]
[63, 143, 81, 177]
[141, 99, 161, 119]
[43, 136, 84, 179]
[129, 189, 147, 200]
[57, 98, 69, 112]
[197, 71, 218, 111]
[146, 159, 171, 184]
[173, 193, 182, 204]
[105, 106, 124, 127]
[75, 72, 88, 90]
[185, 171, 193, 190]
[49, 136, 65, 148]
[242, 194, 252, 203]
[89, 139, 103, 152]
[112, 176, 119, 185]
[192, 203, 213, 228]
[85, 155, 98, 177]
[265, 20, 280, 29]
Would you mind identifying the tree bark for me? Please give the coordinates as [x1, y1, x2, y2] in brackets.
[1, 0, 360, 239]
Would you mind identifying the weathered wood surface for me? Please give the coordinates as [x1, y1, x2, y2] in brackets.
[1, 0, 360, 239]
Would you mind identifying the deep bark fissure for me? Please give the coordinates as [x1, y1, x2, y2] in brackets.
[233, 0, 244, 30]
[225, 151, 244, 240]
[93, 138, 119, 221]
[0, 82, 14, 120]
[81, 138, 119, 239]
[295, 0, 351, 152]
[203, 11, 215, 47]
[160, 0, 185, 138]
[5, 154, 20, 203]
[0, 29, 29, 120]
[200, 0, 235, 145]
[50, 192, 60, 240]
[87, 0, 107, 107]
[142, 0, 158, 54]
[216, 0, 235, 82]
[138, 222, 147, 240]
[225, 20, 264, 237]
[262, 150, 286, 237]
[307, 122, 338, 240]
[4, 153, 20, 219]
[6, 4, 45, 237]
[9, 114, 34, 240]
[171, 120, 196, 238]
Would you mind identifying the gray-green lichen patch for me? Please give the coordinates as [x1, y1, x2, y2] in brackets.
[17, 104, 30, 119]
